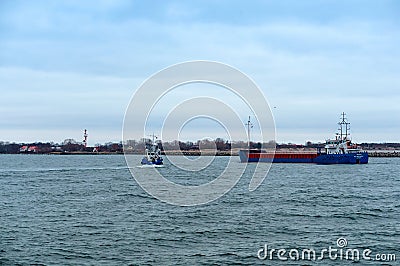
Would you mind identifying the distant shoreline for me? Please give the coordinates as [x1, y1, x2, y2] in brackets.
[4, 150, 400, 157]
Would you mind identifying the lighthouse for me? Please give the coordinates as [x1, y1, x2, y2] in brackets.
[83, 129, 88, 148]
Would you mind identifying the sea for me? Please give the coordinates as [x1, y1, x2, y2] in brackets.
[0, 154, 399, 265]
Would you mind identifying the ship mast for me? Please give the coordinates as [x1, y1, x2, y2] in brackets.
[148, 133, 157, 144]
[338, 112, 350, 141]
[245, 116, 253, 149]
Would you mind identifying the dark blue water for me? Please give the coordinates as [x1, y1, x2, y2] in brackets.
[1, 155, 399, 265]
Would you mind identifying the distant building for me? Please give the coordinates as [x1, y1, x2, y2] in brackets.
[20, 145, 39, 153]
[19, 146, 28, 152]
[27, 146, 39, 153]
[51, 146, 63, 152]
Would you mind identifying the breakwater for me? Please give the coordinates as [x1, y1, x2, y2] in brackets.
[367, 151, 400, 157]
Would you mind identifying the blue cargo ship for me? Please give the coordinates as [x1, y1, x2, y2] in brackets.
[239, 113, 368, 164]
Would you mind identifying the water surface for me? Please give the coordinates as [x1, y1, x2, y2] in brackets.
[1, 155, 399, 265]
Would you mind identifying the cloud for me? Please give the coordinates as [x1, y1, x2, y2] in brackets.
[0, 1, 399, 142]
[0, 67, 141, 143]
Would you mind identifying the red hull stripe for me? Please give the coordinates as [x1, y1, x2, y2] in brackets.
[248, 153, 319, 159]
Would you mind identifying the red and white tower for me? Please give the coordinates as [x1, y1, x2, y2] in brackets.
[83, 129, 88, 147]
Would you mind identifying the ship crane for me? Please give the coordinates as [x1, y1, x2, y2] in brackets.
[245, 116, 253, 149]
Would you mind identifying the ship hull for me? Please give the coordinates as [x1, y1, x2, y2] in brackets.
[141, 157, 163, 165]
[313, 153, 368, 164]
[239, 150, 368, 164]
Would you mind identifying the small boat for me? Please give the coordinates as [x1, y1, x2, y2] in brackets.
[141, 135, 164, 166]
[239, 113, 368, 164]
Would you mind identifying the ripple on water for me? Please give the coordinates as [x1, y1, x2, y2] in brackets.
[0, 155, 399, 265]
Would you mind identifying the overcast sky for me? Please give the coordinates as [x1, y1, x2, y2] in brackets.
[1, 0, 399, 145]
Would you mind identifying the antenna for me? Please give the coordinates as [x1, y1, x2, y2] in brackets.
[245, 116, 253, 149]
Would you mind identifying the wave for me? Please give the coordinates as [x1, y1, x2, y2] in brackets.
[0, 166, 129, 173]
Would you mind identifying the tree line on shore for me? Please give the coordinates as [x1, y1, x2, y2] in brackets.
[0, 138, 399, 154]
[0, 138, 271, 154]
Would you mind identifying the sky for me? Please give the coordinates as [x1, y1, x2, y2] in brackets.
[1, 0, 399, 145]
